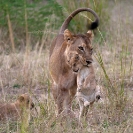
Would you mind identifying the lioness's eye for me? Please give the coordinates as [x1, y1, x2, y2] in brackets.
[78, 46, 84, 51]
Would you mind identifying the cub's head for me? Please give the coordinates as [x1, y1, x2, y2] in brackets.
[64, 29, 93, 72]
[17, 94, 34, 110]
[67, 52, 83, 72]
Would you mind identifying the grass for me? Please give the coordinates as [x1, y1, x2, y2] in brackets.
[0, 0, 133, 133]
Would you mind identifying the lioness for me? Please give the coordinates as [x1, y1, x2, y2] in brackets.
[49, 8, 99, 115]
[67, 52, 101, 119]
[0, 93, 34, 123]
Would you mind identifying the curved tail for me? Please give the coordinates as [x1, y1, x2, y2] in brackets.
[59, 8, 99, 34]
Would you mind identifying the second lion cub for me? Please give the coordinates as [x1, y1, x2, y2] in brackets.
[0, 93, 34, 124]
[67, 52, 101, 120]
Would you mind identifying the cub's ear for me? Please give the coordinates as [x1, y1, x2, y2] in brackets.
[18, 95, 24, 102]
[64, 29, 73, 42]
[87, 30, 94, 41]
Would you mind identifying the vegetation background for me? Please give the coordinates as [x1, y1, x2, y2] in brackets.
[0, 0, 133, 132]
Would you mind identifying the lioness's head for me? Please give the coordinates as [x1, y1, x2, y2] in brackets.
[64, 29, 93, 72]
[17, 94, 34, 110]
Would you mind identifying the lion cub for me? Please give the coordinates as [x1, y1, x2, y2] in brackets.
[76, 65, 101, 119]
[68, 52, 101, 119]
[0, 93, 34, 123]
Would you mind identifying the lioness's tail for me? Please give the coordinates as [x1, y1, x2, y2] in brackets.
[59, 8, 99, 34]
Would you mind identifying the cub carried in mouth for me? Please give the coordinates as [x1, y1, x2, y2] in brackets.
[76, 65, 101, 119]
[67, 51, 101, 119]
[0, 93, 34, 123]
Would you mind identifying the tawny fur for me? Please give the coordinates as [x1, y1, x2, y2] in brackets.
[0, 93, 34, 123]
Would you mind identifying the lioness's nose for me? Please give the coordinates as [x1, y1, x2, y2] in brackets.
[86, 60, 92, 65]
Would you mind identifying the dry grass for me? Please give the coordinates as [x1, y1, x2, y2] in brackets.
[0, 0, 133, 133]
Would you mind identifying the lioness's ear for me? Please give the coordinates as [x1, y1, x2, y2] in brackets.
[18, 95, 24, 102]
[64, 29, 73, 42]
[87, 30, 94, 41]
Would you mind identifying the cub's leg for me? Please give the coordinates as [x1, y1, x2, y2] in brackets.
[84, 105, 89, 117]
[79, 99, 89, 120]
[79, 99, 84, 120]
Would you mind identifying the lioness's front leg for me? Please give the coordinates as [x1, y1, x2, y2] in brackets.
[63, 91, 72, 114]
[51, 84, 72, 115]
[51, 84, 64, 115]
[63, 87, 77, 115]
